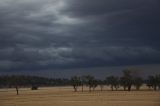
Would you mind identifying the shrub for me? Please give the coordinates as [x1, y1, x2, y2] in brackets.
[31, 86, 38, 90]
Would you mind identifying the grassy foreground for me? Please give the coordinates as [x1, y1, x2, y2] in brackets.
[0, 86, 160, 106]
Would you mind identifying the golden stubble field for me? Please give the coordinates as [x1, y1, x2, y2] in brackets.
[0, 86, 160, 106]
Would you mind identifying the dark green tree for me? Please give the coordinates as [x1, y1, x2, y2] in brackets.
[92, 79, 98, 91]
[10, 75, 20, 95]
[121, 70, 133, 91]
[157, 74, 160, 90]
[98, 80, 105, 91]
[106, 76, 119, 91]
[85, 75, 96, 92]
[71, 76, 81, 92]
[120, 77, 127, 91]
[133, 77, 143, 90]
[80, 76, 86, 92]
[146, 75, 158, 91]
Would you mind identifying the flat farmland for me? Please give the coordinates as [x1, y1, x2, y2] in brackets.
[0, 86, 160, 106]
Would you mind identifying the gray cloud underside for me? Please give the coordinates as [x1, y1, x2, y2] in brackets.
[0, 0, 160, 72]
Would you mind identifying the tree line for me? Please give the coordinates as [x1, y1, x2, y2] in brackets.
[70, 70, 160, 92]
[0, 69, 160, 95]
[0, 75, 70, 95]
[0, 75, 70, 88]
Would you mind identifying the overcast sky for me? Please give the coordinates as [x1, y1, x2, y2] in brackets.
[0, 0, 160, 78]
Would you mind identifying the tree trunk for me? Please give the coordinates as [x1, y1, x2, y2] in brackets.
[89, 86, 91, 92]
[16, 86, 19, 95]
[115, 86, 118, 91]
[74, 86, 77, 92]
[136, 86, 140, 91]
[100, 85, 103, 91]
[111, 85, 113, 91]
[128, 85, 131, 91]
[154, 85, 157, 91]
[82, 84, 83, 92]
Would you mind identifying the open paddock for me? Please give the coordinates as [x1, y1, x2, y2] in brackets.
[0, 86, 160, 106]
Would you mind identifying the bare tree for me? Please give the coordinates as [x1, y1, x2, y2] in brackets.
[11, 76, 20, 95]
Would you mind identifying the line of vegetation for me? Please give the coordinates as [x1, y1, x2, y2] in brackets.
[71, 70, 160, 92]
[0, 69, 160, 95]
[0, 75, 70, 95]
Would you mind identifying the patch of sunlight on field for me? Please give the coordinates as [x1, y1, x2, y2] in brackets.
[0, 86, 160, 106]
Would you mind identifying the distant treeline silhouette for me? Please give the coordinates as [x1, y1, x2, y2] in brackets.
[0, 75, 70, 88]
[70, 70, 160, 92]
[0, 69, 160, 95]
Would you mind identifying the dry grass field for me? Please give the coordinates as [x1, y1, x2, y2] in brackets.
[0, 86, 160, 106]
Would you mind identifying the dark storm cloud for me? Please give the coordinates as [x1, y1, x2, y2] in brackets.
[0, 0, 160, 72]
[62, 0, 160, 46]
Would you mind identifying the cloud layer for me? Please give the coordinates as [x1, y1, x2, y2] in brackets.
[0, 0, 160, 73]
